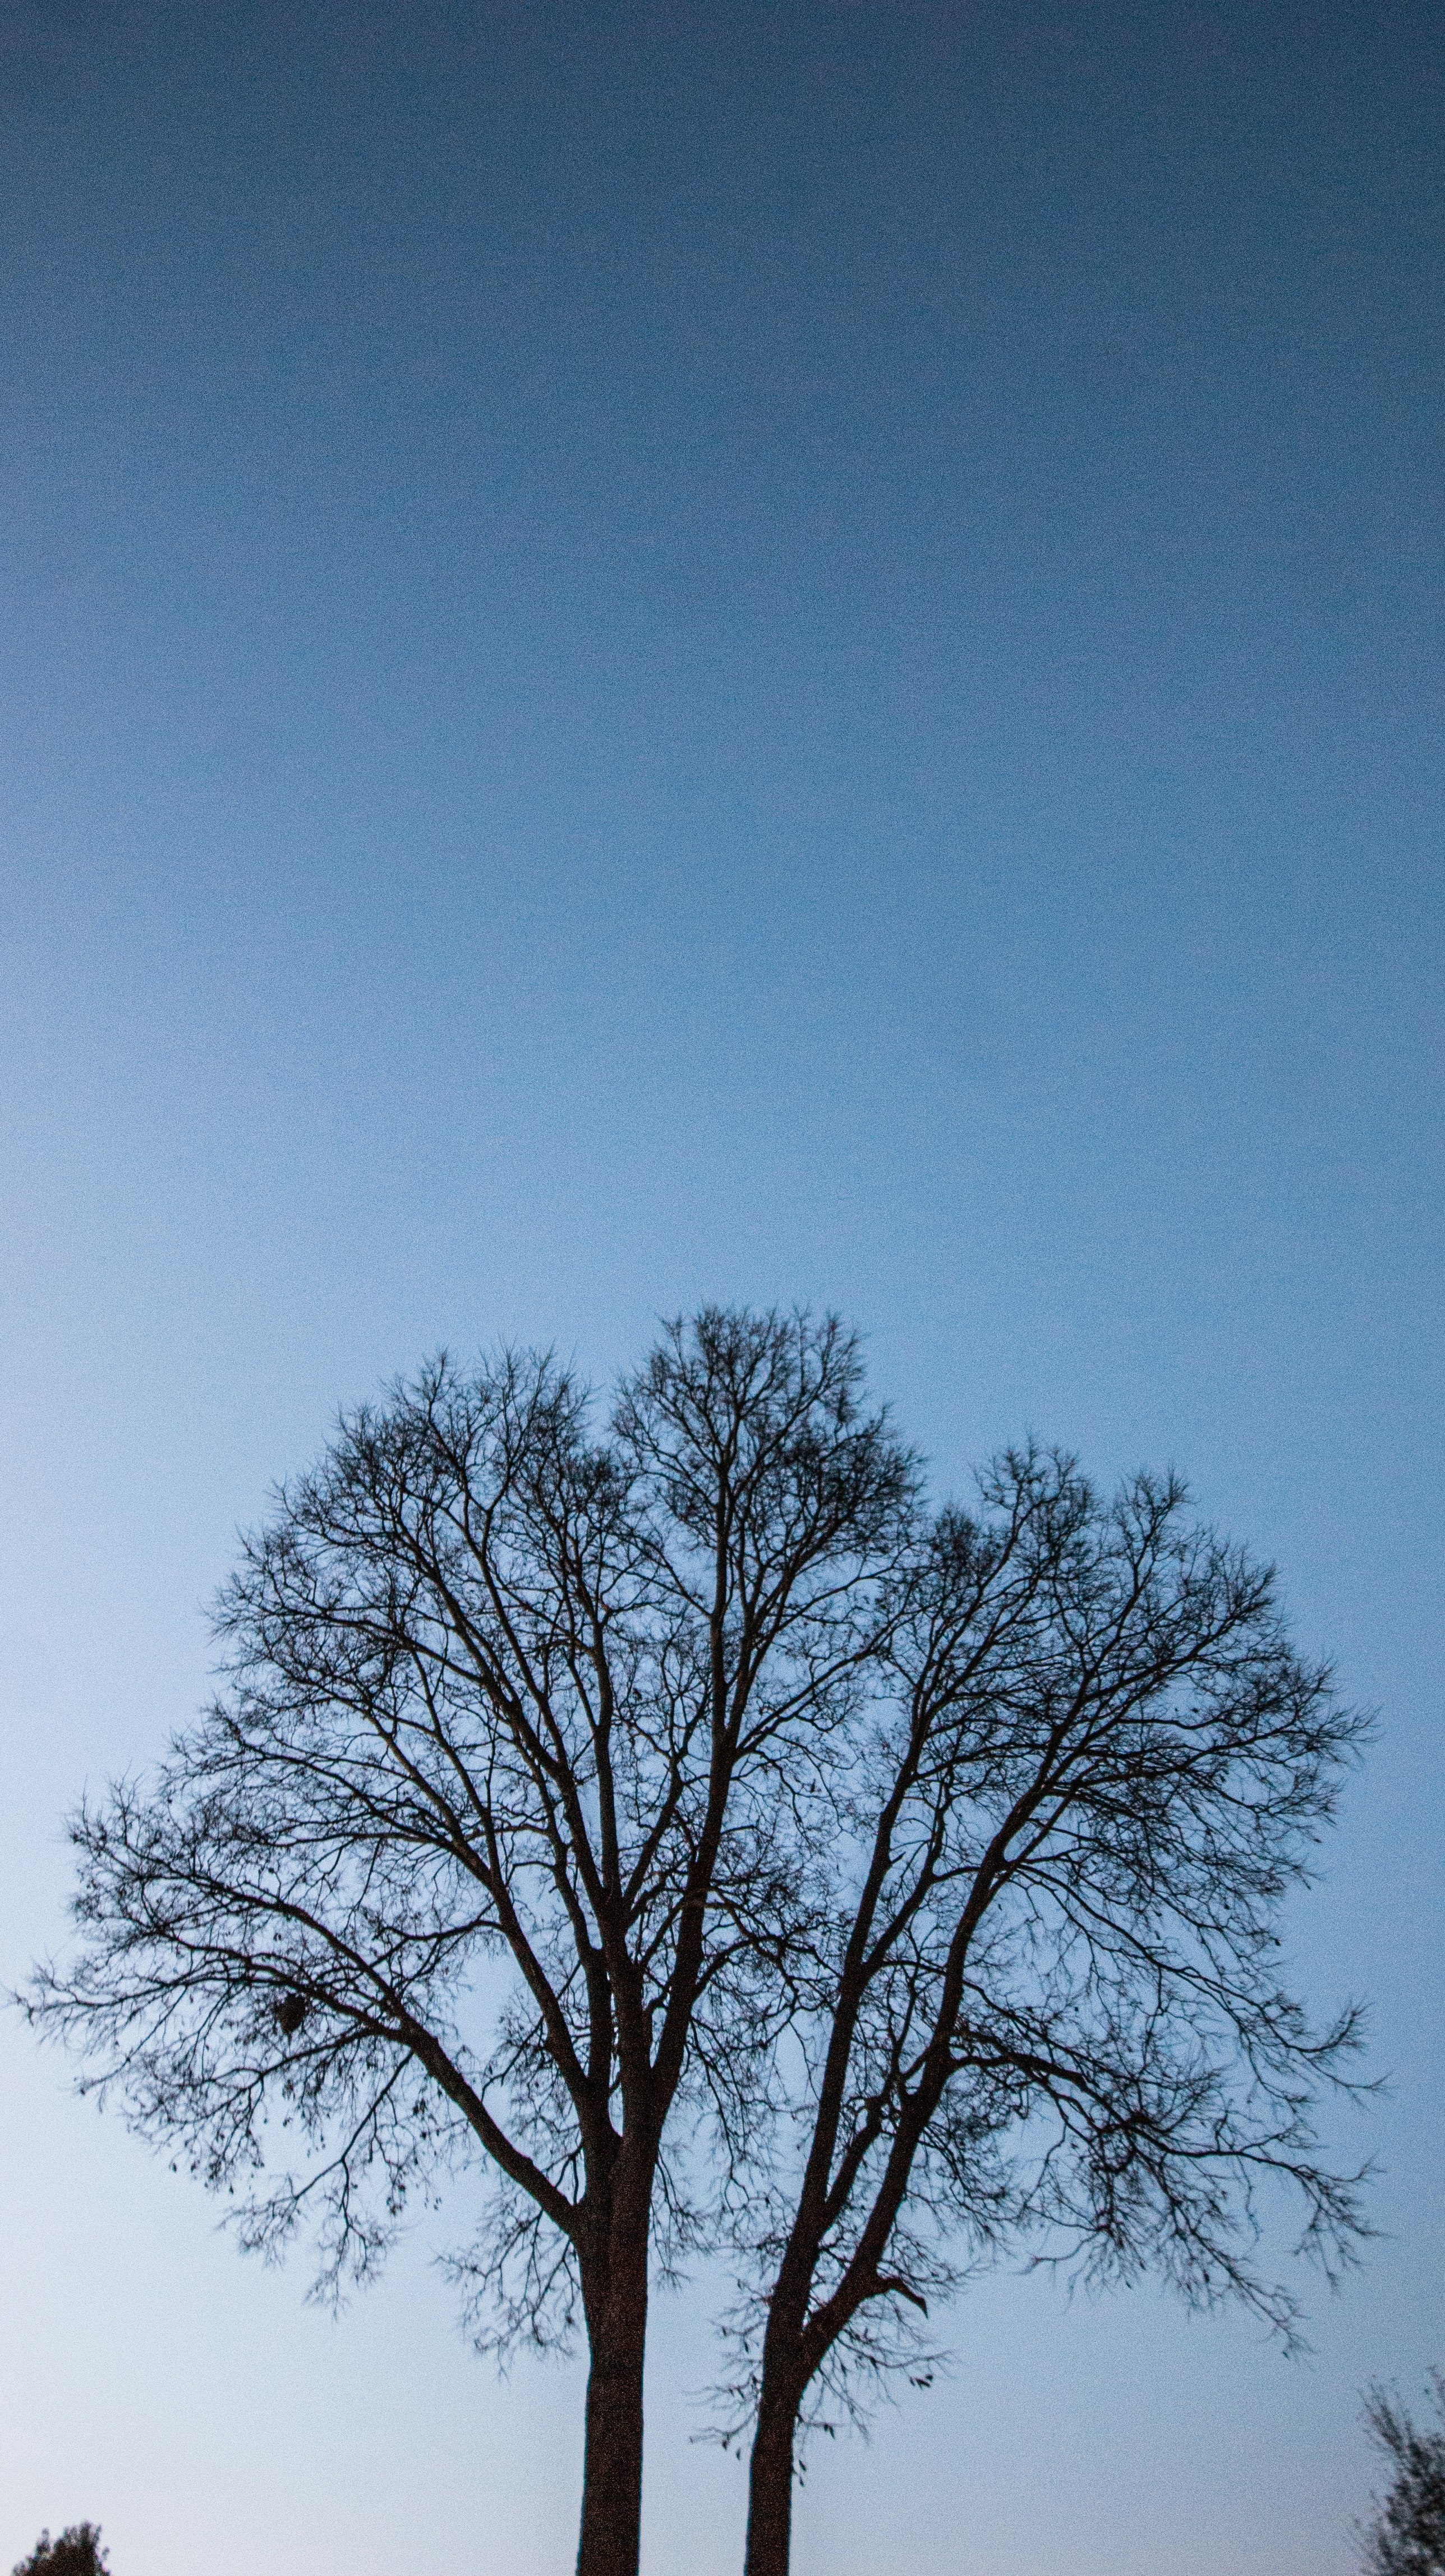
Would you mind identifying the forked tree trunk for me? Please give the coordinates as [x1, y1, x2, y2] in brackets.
[574, 2225, 651, 2576]
[743, 2371, 804, 2576]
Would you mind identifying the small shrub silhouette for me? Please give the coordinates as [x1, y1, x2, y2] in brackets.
[12, 2527, 109, 2576]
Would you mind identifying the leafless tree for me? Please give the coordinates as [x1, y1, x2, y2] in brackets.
[22, 1310, 917, 2576]
[722, 1448, 1371, 2576]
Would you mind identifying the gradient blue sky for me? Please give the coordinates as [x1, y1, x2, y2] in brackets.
[1, 3, 1441, 2569]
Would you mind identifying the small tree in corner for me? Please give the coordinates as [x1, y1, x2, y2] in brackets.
[1359, 2374, 1445, 2574]
[13, 2529, 109, 2576]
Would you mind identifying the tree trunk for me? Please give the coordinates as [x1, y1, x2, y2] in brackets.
[575, 2232, 650, 2576]
[743, 2375, 803, 2576]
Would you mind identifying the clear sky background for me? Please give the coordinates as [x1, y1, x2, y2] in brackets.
[1, 3, 1440, 2570]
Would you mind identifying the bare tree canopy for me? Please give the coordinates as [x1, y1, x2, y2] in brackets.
[726, 1448, 1370, 2576]
[23, 1310, 917, 2576]
[21, 1316, 1368, 2576]
[1357, 2375, 1445, 2575]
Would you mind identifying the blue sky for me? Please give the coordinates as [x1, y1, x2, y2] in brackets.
[1, 4, 1441, 2570]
